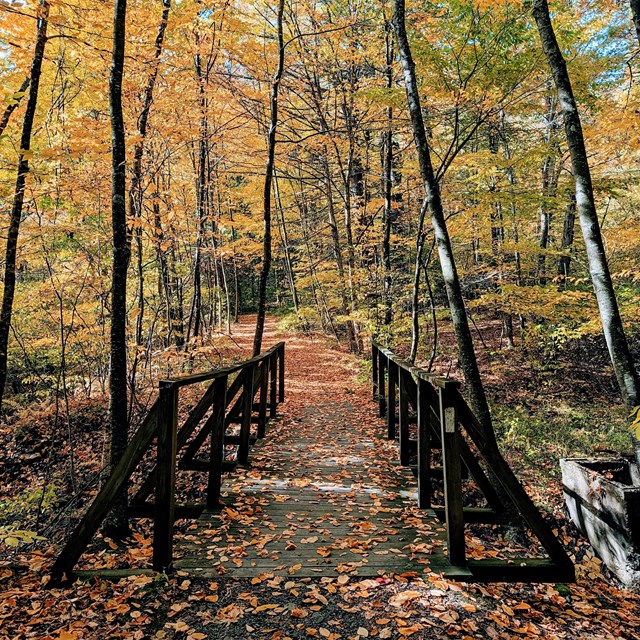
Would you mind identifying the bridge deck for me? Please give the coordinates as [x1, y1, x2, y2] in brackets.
[173, 339, 460, 579]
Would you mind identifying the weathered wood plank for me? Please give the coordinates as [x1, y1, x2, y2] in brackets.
[439, 383, 466, 568]
[387, 362, 397, 440]
[398, 368, 412, 466]
[207, 375, 228, 509]
[417, 378, 431, 509]
[163, 342, 283, 388]
[278, 344, 285, 403]
[377, 350, 386, 418]
[153, 383, 178, 572]
[270, 352, 278, 419]
[257, 359, 269, 439]
[238, 364, 255, 465]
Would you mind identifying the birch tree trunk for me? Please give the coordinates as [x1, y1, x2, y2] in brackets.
[533, 0, 639, 413]
[393, 0, 495, 440]
[0, 1, 49, 411]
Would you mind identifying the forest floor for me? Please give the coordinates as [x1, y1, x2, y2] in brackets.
[1, 316, 640, 639]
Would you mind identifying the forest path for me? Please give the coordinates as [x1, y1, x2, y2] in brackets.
[173, 316, 454, 578]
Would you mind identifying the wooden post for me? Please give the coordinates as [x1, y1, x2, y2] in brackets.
[439, 382, 466, 567]
[372, 343, 378, 401]
[399, 370, 410, 465]
[269, 352, 277, 418]
[387, 361, 397, 440]
[278, 344, 285, 402]
[153, 382, 178, 572]
[257, 359, 269, 438]
[417, 378, 431, 509]
[207, 375, 228, 509]
[238, 364, 254, 464]
[378, 351, 386, 418]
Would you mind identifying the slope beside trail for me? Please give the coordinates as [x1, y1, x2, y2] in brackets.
[2, 317, 640, 640]
[174, 316, 452, 579]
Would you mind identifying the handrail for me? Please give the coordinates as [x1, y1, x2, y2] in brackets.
[162, 342, 283, 388]
[50, 342, 286, 585]
[371, 341, 574, 582]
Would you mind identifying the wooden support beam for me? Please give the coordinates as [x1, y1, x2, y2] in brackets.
[180, 459, 236, 473]
[387, 362, 397, 440]
[269, 352, 277, 418]
[134, 370, 247, 504]
[129, 503, 205, 519]
[207, 375, 228, 509]
[372, 344, 378, 402]
[377, 350, 386, 418]
[153, 382, 178, 572]
[238, 363, 254, 465]
[49, 402, 159, 585]
[439, 382, 466, 568]
[278, 344, 285, 403]
[417, 378, 431, 509]
[431, 506, 509, 525]
[224, 435, 258, 446]
[399, 369, 412, 466]
[257, 359, 269, 439]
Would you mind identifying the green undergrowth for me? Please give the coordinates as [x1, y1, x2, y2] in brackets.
[492, 400, 631, 465]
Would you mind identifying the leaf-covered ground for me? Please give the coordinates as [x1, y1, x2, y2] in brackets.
[1, 317, 640, 639]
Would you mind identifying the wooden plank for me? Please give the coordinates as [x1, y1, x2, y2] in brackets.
[387, 361, 397, 440]
[269, 352, 277, 419]
[257, 359, 269, 439]
[375, 343, 459, 389]
[180, 459, 236, 473]
[431, 507, 509, 524]
[153, 383, 178, 572]
[439, 383, 466, 568]
[377, 350, 386, 418]
[128, 502, 205, 519]
[372, 343, 378, 402]
[466, 558, 575, 583]
[49, 401, 159, 585]
[163, 342, 283, 388]
[238, 364, 254, 465]
[417, 378, 431, 509]
[398, 368, 411, 466]
[453, 390, 573, 570]
[133, 370, 246, 504]
[278, 344, 285, 403]
[207, 375, 228, 509]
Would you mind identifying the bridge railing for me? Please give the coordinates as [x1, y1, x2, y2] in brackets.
[50, 342, 285, 585]
[372, 342, 574, 583]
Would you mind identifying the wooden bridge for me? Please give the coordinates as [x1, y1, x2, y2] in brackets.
[50, 332, 574, 585]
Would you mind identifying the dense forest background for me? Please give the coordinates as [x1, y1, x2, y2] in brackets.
[2, 0, 640, 536]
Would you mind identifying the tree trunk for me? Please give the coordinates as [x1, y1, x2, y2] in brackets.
[631, 0, 640, 45]
[253, 0, 285, 356]
[129, 0, 171, 386]
[106, 0, 131, 538]
[557, 192, 576, 281]
[0, 2, 49, 411]
[273, 168, 299, 312]
[534, 0, 640, 465]
[393, 0, 495, 440]
[537, 88, 559, 286]
[382, 20, 394, 326]
[409, 200, 428, 363]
